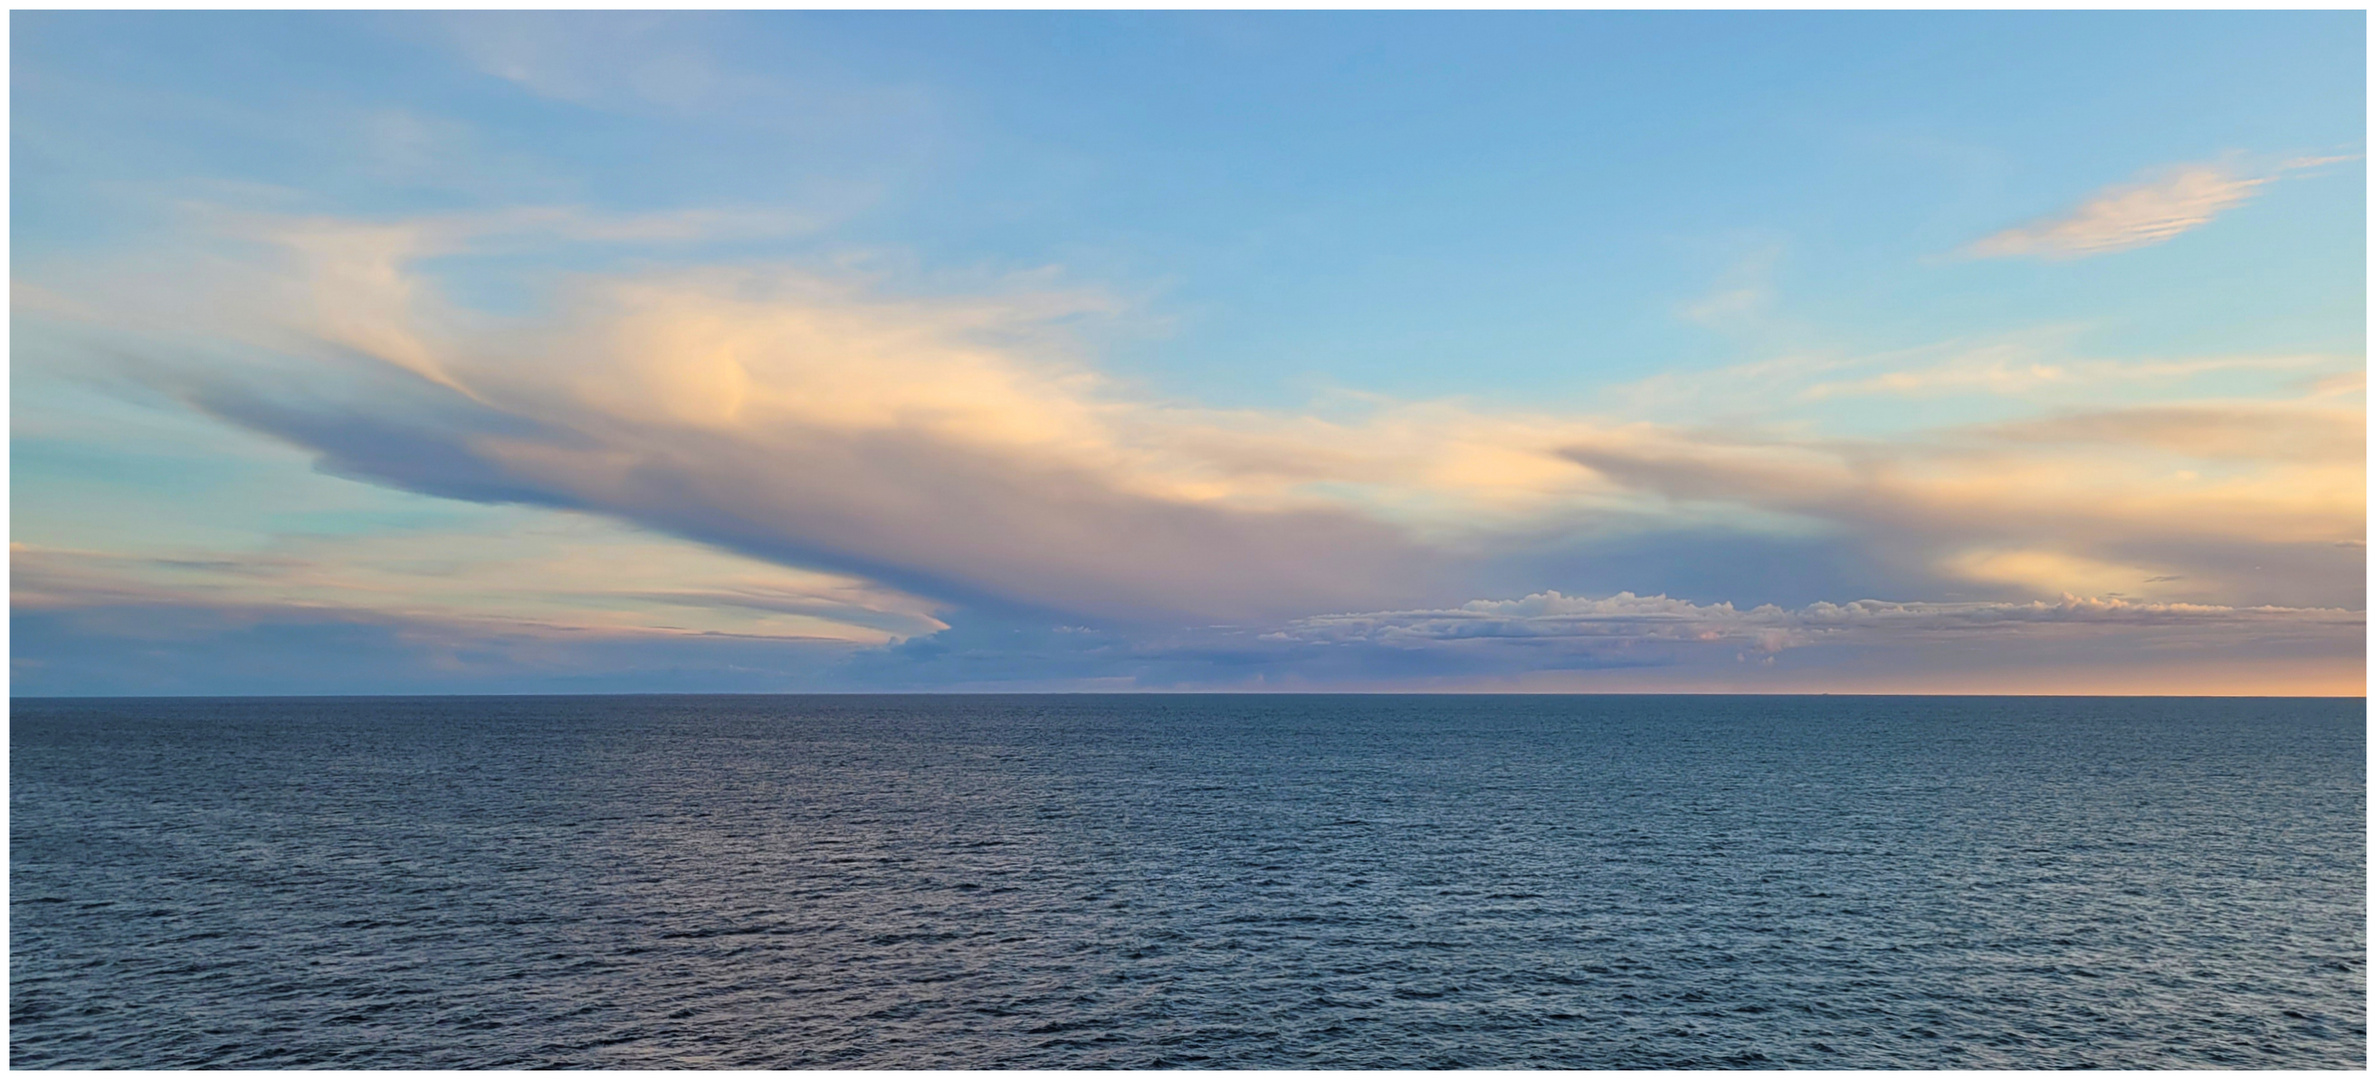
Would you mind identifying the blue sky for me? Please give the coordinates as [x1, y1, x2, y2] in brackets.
[12, 11, 2366, 694]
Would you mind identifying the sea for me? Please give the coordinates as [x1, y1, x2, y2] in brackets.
[9, 694, 2365, 1068]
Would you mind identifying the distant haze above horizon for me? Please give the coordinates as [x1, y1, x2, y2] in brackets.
[12, 11, 2366, 695]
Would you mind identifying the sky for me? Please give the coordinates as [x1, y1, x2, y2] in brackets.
[10, 11, 2367, 695]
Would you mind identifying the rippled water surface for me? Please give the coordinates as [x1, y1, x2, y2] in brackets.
[11, 694, 2365, 1068]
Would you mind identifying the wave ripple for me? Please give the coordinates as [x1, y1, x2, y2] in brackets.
[11, 694, 2364, 1068]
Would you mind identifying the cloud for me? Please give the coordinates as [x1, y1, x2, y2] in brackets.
[430, 9, 939, 147]
[1222, 587, 2361, 695]
[1963, 155, 2356, 260]
[1556, 397, 2363, 605]
[1677, 242, 1782, 331]
[19, 568, 2360, 695]
[11, 599, 868, 696]
[1966, 164, 2260, 259]
[1269, 589, 2364, 691]
[1797, 348, 2337, 402]
[12, 527, 949, 646]
[15, 525, 931, 695]
[442, 12, 734, 109]
[1598, 325, 2353, 424]
[55, 216, 1471, 624]
[1560, 412, 2357, 549]
[1972, 402, 2364, 462]
[1281, 588, 2360, 646]
[22, 200, 2366, 647]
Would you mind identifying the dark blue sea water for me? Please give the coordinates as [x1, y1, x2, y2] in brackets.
[10, 694, 2365, 1068]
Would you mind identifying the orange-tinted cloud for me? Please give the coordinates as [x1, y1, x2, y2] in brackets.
[16, 201, 2364, 692]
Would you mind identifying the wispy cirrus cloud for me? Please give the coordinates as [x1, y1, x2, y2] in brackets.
[1964, 155, 2355, 260]
[1599, 326, 2354, 423]
[1795, 347, 2341, 402]
[441, 12, 749, 110]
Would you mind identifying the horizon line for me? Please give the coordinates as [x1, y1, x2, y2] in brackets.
[12, 691, 2366, 701]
